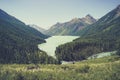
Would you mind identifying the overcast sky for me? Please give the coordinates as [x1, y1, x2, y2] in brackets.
[0, 0, 120, 29]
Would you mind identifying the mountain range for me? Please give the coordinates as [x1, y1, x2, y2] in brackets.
[55, 5, 120, 61]
[45, 5, 120, 37]
[45, 14, 96, 35]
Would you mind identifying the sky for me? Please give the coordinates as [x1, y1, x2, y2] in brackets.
[0, 0, 120, 29]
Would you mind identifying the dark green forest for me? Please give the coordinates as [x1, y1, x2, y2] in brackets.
[55, 37, 120, 61]
[0, 9, 59, 64]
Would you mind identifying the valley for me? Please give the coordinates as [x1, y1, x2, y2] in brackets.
[0, 1, 120, 80]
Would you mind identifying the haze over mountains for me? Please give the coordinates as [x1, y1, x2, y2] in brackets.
[45, 14, 96, 36]
[29, 24, 46, 34]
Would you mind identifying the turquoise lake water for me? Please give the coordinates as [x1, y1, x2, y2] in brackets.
[38, 36, 79, 57]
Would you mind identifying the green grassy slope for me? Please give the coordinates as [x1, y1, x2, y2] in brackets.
[0, 56, 119, 80]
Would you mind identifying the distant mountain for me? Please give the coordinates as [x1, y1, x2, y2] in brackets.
[29, 24, 46, 34]
[46, 14, 96, 36]
[0, 9, 49, 63]
[79, 5, 120, 38]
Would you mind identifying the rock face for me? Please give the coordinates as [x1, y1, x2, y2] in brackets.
[45, 15, 96, 36]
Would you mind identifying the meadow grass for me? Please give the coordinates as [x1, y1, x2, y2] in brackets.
[0, 56, 120, 80]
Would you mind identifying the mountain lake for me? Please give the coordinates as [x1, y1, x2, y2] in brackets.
[38, 36, 79, 58]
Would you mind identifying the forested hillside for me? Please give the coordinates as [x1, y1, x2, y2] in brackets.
[0, 9, 58, 64]
[55, 5, 120, 62]
[77, 5, 120, 37]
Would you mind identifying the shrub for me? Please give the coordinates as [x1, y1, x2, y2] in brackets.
[75, 65, 90, 73]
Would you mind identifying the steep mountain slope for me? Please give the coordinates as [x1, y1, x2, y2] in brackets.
[78, 5, 120, 38]
[29, 24, 46, 34]
[55, 5, 120, 62]
[0, 9, 53, 63]
[46, 15, 96, 36]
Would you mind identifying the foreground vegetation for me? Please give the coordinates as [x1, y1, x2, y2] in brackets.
[0, 56, 120, 80]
